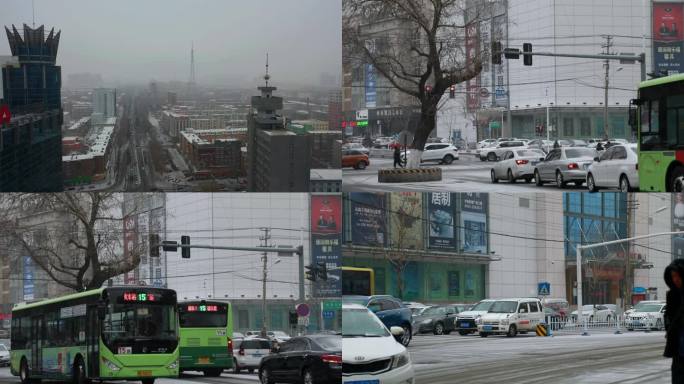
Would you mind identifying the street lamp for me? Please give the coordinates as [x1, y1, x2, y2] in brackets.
[576, 231, 684, 335]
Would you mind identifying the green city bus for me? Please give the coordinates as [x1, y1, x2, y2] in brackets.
[178, 300, 233, 376]
[10, 287, 179, 384]
[636, 73, 684, 191]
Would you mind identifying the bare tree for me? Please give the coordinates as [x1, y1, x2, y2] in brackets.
[0, 193, 146, 292]
[344, 0, 490, 167]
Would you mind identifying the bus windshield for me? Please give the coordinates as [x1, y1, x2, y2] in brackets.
[103, 303, 177, 343]
[180, 311, 227, 328]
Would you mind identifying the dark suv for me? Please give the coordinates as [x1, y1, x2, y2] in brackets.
[342, 295, 413, 346]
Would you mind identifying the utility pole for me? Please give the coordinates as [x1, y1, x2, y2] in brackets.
[260, 227, 271, 338]
[505, 0, 512, 137]
[603, 35, 612, 140]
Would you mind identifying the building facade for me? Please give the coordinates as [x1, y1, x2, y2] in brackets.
[92, 88, 117, 121]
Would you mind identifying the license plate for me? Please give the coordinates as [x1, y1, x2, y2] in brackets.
[198, 357, 210, 364]
[483, 325, 492, 331]
[347, 381, 380, 384]
[460, 322, 470, 328]
[137, 370, 153, 377]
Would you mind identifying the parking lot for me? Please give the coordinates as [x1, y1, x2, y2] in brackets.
[407, 331, 668, 384]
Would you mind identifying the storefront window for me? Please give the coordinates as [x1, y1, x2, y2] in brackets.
[563, 118, 574, 137]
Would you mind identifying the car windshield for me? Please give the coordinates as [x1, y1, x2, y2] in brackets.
[242, 339, 271, 350]
[565, 148, 597, 158]
[572, 140, 588, 146]
[314, 336, 342, 351]
[342, 308, 390, 337]
[0, 344, 6, 352]
[342, 296, 369, 306]
[269, 331, 288, 337]
[581, 305, 597, 311]
[471, 301, 494, 311]
[517, 150, 545, 157]
[421, 307, 443, 316]
[489, 301, 518, 313]
[634, 304, 663, 312]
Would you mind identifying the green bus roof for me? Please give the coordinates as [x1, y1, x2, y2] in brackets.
[13, 287, 105, 312]
[640, 73, 684, 89]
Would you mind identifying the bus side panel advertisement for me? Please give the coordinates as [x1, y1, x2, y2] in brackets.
[653, 2, 684, 75]
[428, 192, 455, 249]
[311, 195, 342, 298]
[350, 193, 387, 246]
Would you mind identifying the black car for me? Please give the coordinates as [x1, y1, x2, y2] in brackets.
[258, 334, 341, 384]
[412, 305, 460, 335]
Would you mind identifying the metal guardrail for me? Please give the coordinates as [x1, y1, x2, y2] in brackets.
[542, 315, 665, 336]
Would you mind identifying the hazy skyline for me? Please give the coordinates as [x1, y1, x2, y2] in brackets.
[1, 0, 341, 88]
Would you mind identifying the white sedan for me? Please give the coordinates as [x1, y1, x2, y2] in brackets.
[586, 144, 639, 192]
[570, 304, 615, 323]
[402, 143, 460, 165]
[626, 302, 666, 331]
[343, 304, 415, 384]
[491, 149, 547, 183]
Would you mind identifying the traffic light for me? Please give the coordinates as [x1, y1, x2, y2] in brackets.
[149, 234, 160, 257]
[295, 245, 304, 257]
[449, 85, 456, 99]
[181, 235, 190, 258]
[523, 43, 533, 66]
[491, 41, 502, 65]
[305, 264, 317, 282]
[289, 311, 298, 325]
[317, 262, 328, 281]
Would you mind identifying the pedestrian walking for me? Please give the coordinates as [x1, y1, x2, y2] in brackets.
[664, 259, 684, 383]
[393, 146, 404, 168]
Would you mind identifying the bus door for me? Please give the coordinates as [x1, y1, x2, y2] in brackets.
[30, 316, 42, 375]
[86, 306, 100, 377]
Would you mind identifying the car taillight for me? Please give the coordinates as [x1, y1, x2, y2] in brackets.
[567, 163, 579, 169]
[515, 160, 528, 165]
[228, 338, 233, 352]
[238, 347, 245, 356]
[321, 354, 342, 364]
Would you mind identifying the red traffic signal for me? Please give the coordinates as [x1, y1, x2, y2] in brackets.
[0, 105, 10, 124]
[449, 85, 456, 99]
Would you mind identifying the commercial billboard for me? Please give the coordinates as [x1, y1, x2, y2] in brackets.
[465, 23, 480, 111]
[311, 195, 342, 297]
[365, 64, 377, 108]
[23, 256, 34, 301]
[389, 192, 424, 250]
[349, 193, 387, 246]
[123, 215, 138, 284]
[461, 193, 488, 253]
[653, 2, 684, 75]
[492, 13, 508, 107]
[428, 192, 455, 249]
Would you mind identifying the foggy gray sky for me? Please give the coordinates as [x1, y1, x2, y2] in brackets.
[1, 0, 341, 88]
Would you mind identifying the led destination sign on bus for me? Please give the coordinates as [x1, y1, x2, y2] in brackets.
[123, 292, 157, 302]
[186, 305, 218, 312]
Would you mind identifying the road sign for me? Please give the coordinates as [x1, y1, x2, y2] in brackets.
[297, 316, 309, 326]
[356, 109, 369, 120]
[322, 310, 335, 319]
[323, 300, 341, 311]
[398, 130, 414, 146]
[0, 105, 10, 124]
[538, 282, 550, 296]
[479, 88, 490, 98]
[296, 303, 310, 317]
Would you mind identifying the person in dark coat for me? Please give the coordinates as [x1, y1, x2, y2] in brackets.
[393, 146, 404, 168]
[553, 140, 560, 149]
[596, 142, 604, 151]
[664, 258, 684, 383]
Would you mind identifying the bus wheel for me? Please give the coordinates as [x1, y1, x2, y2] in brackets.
[73, 357, 91, 384]
[20, 358, 30, 384]
[141, 379, 155, 384]
[672, 166, 684, 192]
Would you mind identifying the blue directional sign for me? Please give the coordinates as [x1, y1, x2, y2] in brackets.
[322, 310, 335, 319]
[538, 282, 550, 296]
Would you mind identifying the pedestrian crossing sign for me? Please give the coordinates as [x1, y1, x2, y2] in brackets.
[538, 282, 550, 296]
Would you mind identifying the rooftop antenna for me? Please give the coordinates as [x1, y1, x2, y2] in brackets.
[190, 41, 196, 85]
[32, 0, 35, 27]
[264, 53, 270, 87]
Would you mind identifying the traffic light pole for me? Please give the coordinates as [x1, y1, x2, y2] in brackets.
[516, 51, 647, 82]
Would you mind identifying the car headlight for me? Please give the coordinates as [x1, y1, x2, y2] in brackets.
[102, 357, 121, 372]
[167, 360, 178, 370]
[475, 316, 482, 325]
[500, 319, 509, 325]
[391, 351, 410, 369]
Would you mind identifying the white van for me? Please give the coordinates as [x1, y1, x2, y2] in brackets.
[476, 298, 545, 337]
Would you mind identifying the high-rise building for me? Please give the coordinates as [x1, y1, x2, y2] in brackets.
[247, 67, 310, 192]
[0, 24, 63, 191]
[92, 88, 116, 120]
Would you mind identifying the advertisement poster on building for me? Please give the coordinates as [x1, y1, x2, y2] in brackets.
[478, 19, 492, 109]
[461, 193, 488, 253]
[365, 64, 377, 108]
[428, 192, 455, 249]
[390, 192, 424, 250]
[673, 193, 684, 258]
[311, 195, 342, 297]
[23, 256, 34, 301]
[493, 14, 508, 107]
[123, 215, 138, 284]
[465, 23, 480, 111]
[350, 192, 387, 246]
[653, 2, 684, 74]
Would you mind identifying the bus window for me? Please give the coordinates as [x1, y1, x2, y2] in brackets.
[641, 100, 661, 147]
